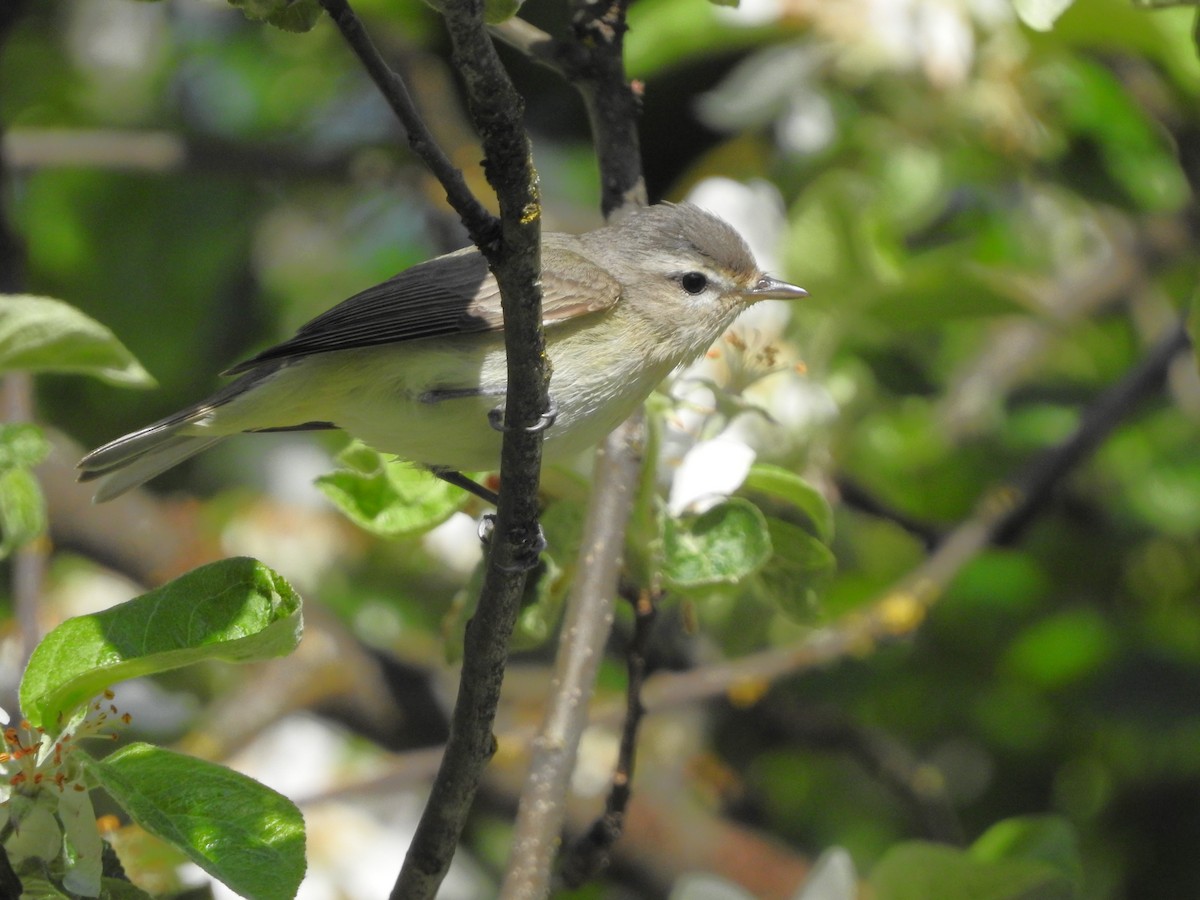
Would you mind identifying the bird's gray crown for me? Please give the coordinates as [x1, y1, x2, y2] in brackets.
[595, 203, 759, 284]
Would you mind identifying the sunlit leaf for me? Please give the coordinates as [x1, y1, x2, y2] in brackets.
[316, 442, 469, 538]
[226, 0, 322, 32]
[870, 841, 1075, 900]
[625, 0, 775, 76]
[0, 295, 154, 387]
[87, 743, 306, 900]
[742, 464, 835, 543]
[20, 558, 302, 729]
[971, 815, 1084, 891]
[662, 498, 772, 590]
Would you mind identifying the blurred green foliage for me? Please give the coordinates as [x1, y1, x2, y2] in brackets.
[3, 0, 1200, 896]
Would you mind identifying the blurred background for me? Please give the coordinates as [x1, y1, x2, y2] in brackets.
[3, 0, 1200, 896]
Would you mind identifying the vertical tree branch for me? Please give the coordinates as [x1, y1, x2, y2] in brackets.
[501, 2, 647, 894]
[499, 417, 643, 899]
[377, 0, 548, 895]
[567, 0, 646, 218]
[316, 0, 545, 895]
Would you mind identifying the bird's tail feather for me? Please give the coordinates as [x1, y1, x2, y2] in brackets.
[79, 421, 224, 502]
[79, 364, 283, 502]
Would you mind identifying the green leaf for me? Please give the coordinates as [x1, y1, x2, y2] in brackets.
[0, 423, 50, 470]
[742, 464, 835, 543]
[87, 743, 306, 900]
[6, 871, 71, 900]
[0, 465, 46, 560]
[98, 880, 155, 900]
[625, 0, 775, 77]
[870, 841, 1076, 900]
[1013, 0, 1076, 30]
[20, 558, 302, 729]
[662, 498, 772, 591]
[512, 554, 566, 651]
[0, 295, 155, 387]
[1047, 57, 1190, 212]
[0, 424, 50, 560]
[1002, 608, 1116, 690]
[865, 257, 1031, 327]
[226, 0, 322, 32]
[971, 816, 1083, 891]
[316, 442, 468, 538]
[757, 517, 837, 621]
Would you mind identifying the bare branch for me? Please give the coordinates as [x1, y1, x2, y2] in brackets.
[499, 415, 644, 899]
[492, 4, 646, 216]
[566, 0, 646, 217]
[558, 583, 658, 889]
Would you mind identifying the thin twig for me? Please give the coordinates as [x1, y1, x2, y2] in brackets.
[499, 415, 644, 900]
[558, 584, 658, 889]
[488, 18, 561, 69]
[566, 0, 645, 218]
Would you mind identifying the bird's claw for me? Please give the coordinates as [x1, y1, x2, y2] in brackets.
[488, 399, 558, 434]
[477, 514, 547, 572]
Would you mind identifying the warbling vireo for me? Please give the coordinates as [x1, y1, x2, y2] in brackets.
[79, 203, 807, 502]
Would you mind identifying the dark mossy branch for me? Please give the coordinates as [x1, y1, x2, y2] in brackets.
[491, 0, 646, 893]
[567, 0, 646, 216]
[308, 0, 552, 895]
[558, 585, 658, 889]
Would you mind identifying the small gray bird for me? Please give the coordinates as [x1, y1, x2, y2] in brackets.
[79, 203, 807, 502]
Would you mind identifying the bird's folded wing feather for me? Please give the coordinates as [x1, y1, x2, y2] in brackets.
[225, 241, 621, 375]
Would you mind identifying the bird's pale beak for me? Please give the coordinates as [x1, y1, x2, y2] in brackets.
[750, 274, 808, 300]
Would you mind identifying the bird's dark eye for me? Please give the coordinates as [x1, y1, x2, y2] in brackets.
[680, 272, 708, 295]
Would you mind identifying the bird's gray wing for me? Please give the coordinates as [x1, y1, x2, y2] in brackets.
[225, 241, 621, 375]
